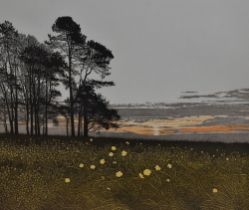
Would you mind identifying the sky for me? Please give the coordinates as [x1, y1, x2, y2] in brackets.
[1, 0, 249, 104]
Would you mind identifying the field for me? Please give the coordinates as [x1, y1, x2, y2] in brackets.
[1, 135, 249, 210]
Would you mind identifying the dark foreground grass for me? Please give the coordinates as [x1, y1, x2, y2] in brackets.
[0, 135, 249, 210]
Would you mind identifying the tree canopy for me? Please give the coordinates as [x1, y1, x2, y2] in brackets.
[0, 16, 119, 137]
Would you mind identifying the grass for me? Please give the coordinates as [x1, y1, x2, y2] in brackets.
[0, 135, 249, 209]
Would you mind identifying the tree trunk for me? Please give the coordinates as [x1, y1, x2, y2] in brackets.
[26, 104, 29, 135]
[35, 110, 40, 136]
[30, 103, 33, 136]
[9, 112, 14, 135]
[77, 104, 83, 136]
[34, 108, 37, 135]
[68, 47, 75, 137]
[83, 114, 88, 137]
[14, 100, 18, 135]
[14, 67, 18, 135]
[9, 88, 14, 135]
[44, 80, 48, 136]
[30, 69, 33, 136]
[45, 106, 48, 136]
[3, 105, 8, 134]
[66, 117, 69, 137]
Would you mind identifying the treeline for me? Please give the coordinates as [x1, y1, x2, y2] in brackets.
[0, 16, 120, 137]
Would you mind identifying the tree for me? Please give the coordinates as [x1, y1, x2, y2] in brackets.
[75, 40, 115, 136]
[47, 16, 86, 137]
[20, 44, 64, 136]
[18, 35, 39, 135]
[76, 81, 120, 137]
[42, 52, 65, 135]
[0, 18, 120, 137]
[0, 21, 21, 135]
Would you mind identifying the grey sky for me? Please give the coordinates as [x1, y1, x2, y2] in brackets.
[1, 0, 249, 103]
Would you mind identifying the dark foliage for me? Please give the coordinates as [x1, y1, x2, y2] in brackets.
[0, 17, 119, 137]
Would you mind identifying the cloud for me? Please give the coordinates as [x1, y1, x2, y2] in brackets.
[180, 94, 219, 99]
[180, 88, 249, 101]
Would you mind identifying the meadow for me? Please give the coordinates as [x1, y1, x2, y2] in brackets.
[0, 135, 249, 210]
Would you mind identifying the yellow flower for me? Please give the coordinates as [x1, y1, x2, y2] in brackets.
[79, 163, 84, 168]
[143, 169, 152, 176]
[139, 173, 144, 179]
[155, 165, 161, 171]
[99, 159, 106, 165]
[167, 163, 172, 169]
[121, 150, 128, 157]
[64, 178, 71, 183]
[90, 165, 96, 170]
[115, 171, 123, 177]
[111, 146, 117, 151]
[212, 188, 218, 193]
[166, 178, 170, 182]
[108, 152, 114, 157]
